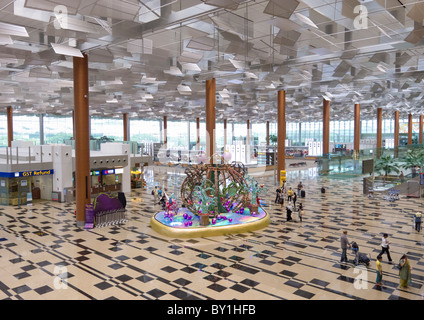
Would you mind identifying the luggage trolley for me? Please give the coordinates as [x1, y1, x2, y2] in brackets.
[383, 190, 399, 202]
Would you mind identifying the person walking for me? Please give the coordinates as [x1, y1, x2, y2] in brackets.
[287, 187, 294, 202]
[292, 191, 297, 209]
[340, 231, 351, 263]
[298, 203, 304, 222]
[378, 233, 392, 263]
[286, 202, 293, 222]
[399, 254, 412, 288]
[278, 191, 285, 209]
[275, 186, 281, 204]
[153, 186, 159, 202]
[414, 211, 422, 232]
[376, 256, 383, 286]
[297, 181, 303, 193]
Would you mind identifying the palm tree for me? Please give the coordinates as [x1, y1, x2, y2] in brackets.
[400, 148, 424, 178]
[374, 154, 400, 181]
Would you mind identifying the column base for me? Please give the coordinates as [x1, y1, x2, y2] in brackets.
[76, 220, 85, 228]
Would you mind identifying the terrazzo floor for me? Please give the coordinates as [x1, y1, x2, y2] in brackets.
[0, 165, 423, 301]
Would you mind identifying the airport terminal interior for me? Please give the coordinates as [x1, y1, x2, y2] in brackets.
[0, 0, 424, 301]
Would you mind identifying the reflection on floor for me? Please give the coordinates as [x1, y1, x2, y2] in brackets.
[0, 165, 423, 300]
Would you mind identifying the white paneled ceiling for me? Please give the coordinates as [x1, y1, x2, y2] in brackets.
[0, 0, 423, 122]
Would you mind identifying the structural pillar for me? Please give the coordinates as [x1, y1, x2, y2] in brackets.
[266, 121, 270, 146]
[419, 115, 423, 145]
[394, 110, 399, 148]
[206, 78, 216, 163]
[223, 119, 227, 147]
[408, 113, 413, 145]
[39, 113, 44, 145]
[323, 98, 330, 155]
[163, 116, 167, 147]
[196, 117, 200, 150]
[247, 120, 251, 145]
[72, 110, 76, 140]
[73, 53, 90, 227]
[376, 108, 382, 157]
[123, 113, 128, 141]
[354, 103, 360, 153]
[7, 106, 13, 148]
[277, 90, 286, 175]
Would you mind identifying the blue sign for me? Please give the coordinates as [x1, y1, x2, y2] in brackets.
[0, 170, 54, 178]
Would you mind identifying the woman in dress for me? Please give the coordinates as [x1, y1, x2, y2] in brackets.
[399, 254, 412, 288]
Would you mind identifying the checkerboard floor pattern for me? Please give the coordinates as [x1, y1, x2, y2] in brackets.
[0, 166, 423, 300]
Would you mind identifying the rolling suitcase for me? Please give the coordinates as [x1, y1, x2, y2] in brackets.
[301, 190, 305, 198]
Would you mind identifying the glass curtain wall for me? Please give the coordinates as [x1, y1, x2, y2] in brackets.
[130, 119, 161, 143]
[13, 114, 40, 145]
[252, 123, 266, 145]
[4, 115, 417, 150]
[233, 123, 246, 144]
[216, 122, 225, 150]
[44, 115, 73, 144]
[91, 117, 123, 141]
[0, 114, 7, 146]
[167, 120, 188, 150]
[300, 121, 323, 145]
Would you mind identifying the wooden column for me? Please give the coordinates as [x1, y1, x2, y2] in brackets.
[323, 98, 330, 155]
[246, 120, 250, 145]
[419, 115, 423, 145]
[72, 110, 76, 140]
[7, 106, 13, 148]
[196, 117, 200, 150]
[206, 78, 216, 163]
[223, 119, 227, 147]
[408, 113, 413, 145]
[123, 113, 128, 141]
[354, 103, 360, 152]
[376, 107, 382, 151]
[266, 121, 270, 146]
[277, 90, 286, 174]
[73, 54, 90, 227]
[163, 116, 167, 147]
[394, 110, 399, 148]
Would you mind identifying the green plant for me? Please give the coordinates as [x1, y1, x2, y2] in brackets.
[374, 154, 400, 178]
[269, 134, 278, 144]
[192, 179, 217, 215]
[400, 148, 424, 177]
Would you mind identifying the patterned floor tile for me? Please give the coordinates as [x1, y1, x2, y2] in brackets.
[0, 166, 422, 300]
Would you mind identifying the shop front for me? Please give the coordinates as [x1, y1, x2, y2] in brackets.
[89, 168, 123, 196]
[0, 169, 54, 205]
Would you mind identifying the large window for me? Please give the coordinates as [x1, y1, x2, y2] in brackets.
[167, 120, 188, 150]
[44, 115, 73, 144]
[13, 114, 40, 145]
[216, 122, 225, 149]
[91, 117, 123, 141]
[233, 123, 246, 143]
[130, 119, 161, 143]
[0, 114, 7, 146]
[252, 123, 266, 145]
[286, 122, 299, 145]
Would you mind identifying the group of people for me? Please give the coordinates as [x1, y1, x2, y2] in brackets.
[275, 181, 305, 222]
[341, 231, 413, 289]
[152, 186, 168, 209]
